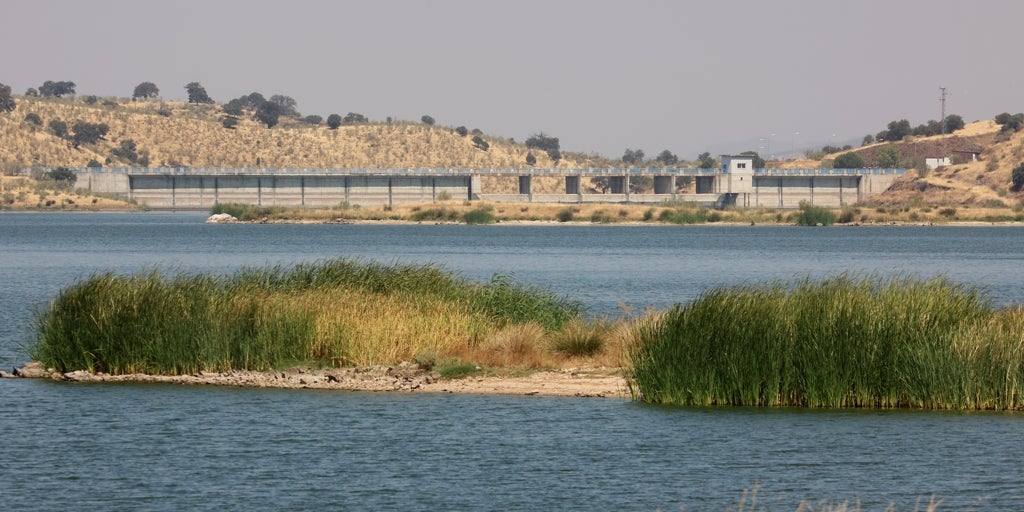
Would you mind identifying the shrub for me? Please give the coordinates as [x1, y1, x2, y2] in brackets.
[463, 208, 496, 225]
[455, 126, 468, 137]
[938, 207, 957, 218]
[833, 152, 865, 169]
[409, 207, 459, 222]
[24, 113, 42, 126]
[555, 207, 574, 222]
[45, 167, 77, 186]
[1011, 163, 1024, 192]
[795, 201, 836, 226]
[549, 320, 606, 357]
[837, 205, 860, 223]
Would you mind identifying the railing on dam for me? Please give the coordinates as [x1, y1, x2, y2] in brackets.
[70, 167, 906, 177]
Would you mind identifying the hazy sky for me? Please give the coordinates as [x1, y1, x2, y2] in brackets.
[5, 0, 1022, 160]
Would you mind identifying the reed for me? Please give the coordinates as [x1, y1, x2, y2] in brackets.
[628, 274, 1024, 410]
[31, 259, 582, 374]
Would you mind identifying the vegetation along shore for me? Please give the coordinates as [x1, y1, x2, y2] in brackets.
[17, 260, 1024, 410]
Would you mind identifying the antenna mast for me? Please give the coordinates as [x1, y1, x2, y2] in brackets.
[939, 87, 947, 135]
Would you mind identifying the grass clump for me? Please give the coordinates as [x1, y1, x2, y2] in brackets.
[409, 206, 460, 222]
[30, 259, 583, 375]
[463, 207, 496, 224]
[549, 319, 607, 357]
[794, 201, 837, 226]
[628, 274, 1024, 410]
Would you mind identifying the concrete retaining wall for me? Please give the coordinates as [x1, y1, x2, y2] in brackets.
[74, 168, 903, 210]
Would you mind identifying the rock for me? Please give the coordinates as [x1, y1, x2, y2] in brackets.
[0, 371, 16, 379]
[62, 370, 94, 381]
[13, 361, 48, 379]
[206, 213, 238, 224]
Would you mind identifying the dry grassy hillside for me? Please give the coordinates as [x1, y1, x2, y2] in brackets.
[0, 96, 608, 194]
[790, 120, 1024, 210]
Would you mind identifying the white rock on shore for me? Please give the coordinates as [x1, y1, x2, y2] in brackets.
[206, 213, 238, 224]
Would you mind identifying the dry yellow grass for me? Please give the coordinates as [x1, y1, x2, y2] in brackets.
[0, 96, 592, 171]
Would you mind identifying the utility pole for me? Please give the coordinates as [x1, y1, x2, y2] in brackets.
[939, 87, 949, 162]
[939, 87, 947, 135]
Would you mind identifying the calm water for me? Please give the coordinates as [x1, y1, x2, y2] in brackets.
[2, 213, 1024, 510]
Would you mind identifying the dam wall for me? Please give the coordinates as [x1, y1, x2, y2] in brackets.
[72, 167, 904, 210]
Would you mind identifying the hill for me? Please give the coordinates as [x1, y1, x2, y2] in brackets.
[2, 95, 1023, 213]
[779, 120, 1024, 212]
[0, 96, 612, 194]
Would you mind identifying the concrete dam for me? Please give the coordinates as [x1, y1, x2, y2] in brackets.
[73, 159, 904, 210]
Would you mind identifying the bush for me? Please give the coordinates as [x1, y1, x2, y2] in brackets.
[795, 201, 836, 226]
[549, 320, 606, 357]
[1011, 163, 1024, 192]
[837, 205, 860, 223]
[24, 113, 42, 126]
[45, 167, 77, 186]
[833, 152, 865, 169]
[555, 207, 574, 222]
[463, 208, 496, 225]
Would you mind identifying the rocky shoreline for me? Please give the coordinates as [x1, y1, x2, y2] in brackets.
[3, 361, 628, 398]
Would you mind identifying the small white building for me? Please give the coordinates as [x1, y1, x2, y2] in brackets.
[721, 155, 754, 194]
[925, 157, 951, 170]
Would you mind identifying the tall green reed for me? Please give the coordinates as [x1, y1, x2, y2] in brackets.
[628, 274, 1024, 410]
[31, 259, 582, 375]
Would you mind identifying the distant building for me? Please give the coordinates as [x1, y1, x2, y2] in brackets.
[925, 157, 951, 170]
[721, 155, 754, 194]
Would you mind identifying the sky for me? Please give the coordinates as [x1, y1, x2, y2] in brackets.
[4, 0, 1022, 161]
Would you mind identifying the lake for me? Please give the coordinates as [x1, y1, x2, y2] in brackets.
[2, 213, 1023, 510]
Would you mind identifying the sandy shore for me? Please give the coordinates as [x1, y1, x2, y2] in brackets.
[3, 361, 630, 399]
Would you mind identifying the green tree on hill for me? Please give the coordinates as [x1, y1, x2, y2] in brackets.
[269, 95, 298, 117]
[833, 152, 865, 169]
[697, 152, 717, 169]
[343, 112, 367, 124]
[49, 119, 68, 139]
[71, 121, 109, 148]
[943, 114, 964, 133]
[1010, 163, 1024, 192]
[39, 80, 76, 98]
[0, 83, 15, 113]
[655, 149, 679, 166]
[256, 102, 281, 128]
[185, 82, 213, 104]
[132, 82, 160, 100]
[876, 144, 902, 168]
[327, 114, 342, 129]
[622, 148, 645, 165]
[421, 115, 435, 126]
